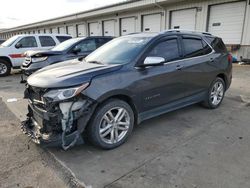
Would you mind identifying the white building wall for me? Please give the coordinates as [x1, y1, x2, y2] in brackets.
[1, 0, 250, 59]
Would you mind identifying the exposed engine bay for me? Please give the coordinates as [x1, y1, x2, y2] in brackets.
[21, 84, 97, 150]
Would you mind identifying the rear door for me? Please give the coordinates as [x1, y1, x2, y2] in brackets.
[135, 36, 188, 111]
[179, 35, 215, 97]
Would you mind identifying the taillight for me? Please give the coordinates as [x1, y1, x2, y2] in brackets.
[228, 54, 233, 64]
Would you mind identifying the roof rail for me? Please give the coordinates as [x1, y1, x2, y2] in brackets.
[161, 29, 212, 36]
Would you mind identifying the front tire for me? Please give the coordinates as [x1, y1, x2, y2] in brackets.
[87, 99, 134, 149]
[0, 59, 11, 77]
[202, 77, 225, 109]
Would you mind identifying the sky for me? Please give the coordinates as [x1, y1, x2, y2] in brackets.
[0, 0, 125, 29]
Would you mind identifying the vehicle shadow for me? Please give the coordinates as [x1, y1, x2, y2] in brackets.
[49, 101, 232, 187]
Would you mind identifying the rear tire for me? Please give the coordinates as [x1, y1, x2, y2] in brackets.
[202, 77, 225, 109]
[0, 59, 11, 77]
[87, 99, 134, 149]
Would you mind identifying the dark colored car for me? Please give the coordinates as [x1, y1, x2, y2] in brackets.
[21, 36, 113, 76]
[0, 39, 5, 45]
[22, 30, 232, 150]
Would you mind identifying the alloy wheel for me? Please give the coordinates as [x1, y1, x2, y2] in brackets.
[0, 62, 7, 75]
[99, 107, 130, 144]
[210, 81, 224, 106]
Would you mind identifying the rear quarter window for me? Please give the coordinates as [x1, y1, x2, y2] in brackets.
[39, 36, 56, 47]
[205, 36, 227, 53]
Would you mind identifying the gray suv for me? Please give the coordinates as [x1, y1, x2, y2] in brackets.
[21, 36, 113, 77]
[22, 30, 232, 150]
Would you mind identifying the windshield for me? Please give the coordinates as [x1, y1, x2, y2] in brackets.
[85, 36, 152, 65]
[1, 36, 20, 47]
[52, 38, 83, 51]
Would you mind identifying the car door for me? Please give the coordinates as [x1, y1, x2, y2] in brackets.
[179, 35, 214, 97]
[68, 39, 97, 60]
[11, 36, 38, 67]
[134, 36, 188, 112]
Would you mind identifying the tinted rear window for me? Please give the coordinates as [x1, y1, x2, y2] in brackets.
[39, 36, 56, 47]
[205, 36, 227, 53]
[182, 38, 204, 58]
[182, 36, 213, 58]
[56, 36, 72, 43]
[96, 38, 112, 48]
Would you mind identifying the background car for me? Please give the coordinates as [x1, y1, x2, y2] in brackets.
[22, 30, 232, 150]
[0, 39, 5, 45]
[21, 36, 113, 77]
[0, 34, 72, 77]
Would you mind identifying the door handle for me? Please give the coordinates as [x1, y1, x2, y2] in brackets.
[176, 65, 183, 70]
[210, 58, 215, 63]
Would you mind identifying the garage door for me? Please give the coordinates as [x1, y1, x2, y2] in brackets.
[45, 29, 51, 34]
[52, 28, 58, 34]
[170, 8, 197, 30]
[89, 22, 100, 36]
[77, 24, 86, 37]
[67, 26, 77, 38]
[208, 1, 246, 44]
[120, 17, 136, 36]
[103, 20, 115, 36]
[142, 13, 161, 32]
[59, 27, 67, 34]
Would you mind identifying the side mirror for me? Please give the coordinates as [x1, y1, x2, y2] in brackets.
[15, 43, 22, 49]
[72, 47, 81, 54]
[142, 57, 165, 67]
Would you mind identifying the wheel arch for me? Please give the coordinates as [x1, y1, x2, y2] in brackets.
[216, 73, 227, 89]
[96, 93, 139, 125]
[0, 56, 12, 67]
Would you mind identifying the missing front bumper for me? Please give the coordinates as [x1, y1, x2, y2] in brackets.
[21, 97, 97, 150]
[21, 118, 84, 147]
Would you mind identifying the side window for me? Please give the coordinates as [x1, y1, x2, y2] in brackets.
[56, 36, 72, 43]
[17, 36, 37, 48]
[148, 39, 180, 62]
[96, 38, 110, 48]
[182, 37, 204, 58]
[39, 36, 56, 47]
[202, 40, 213, 55]
[74, 39, 96, 53]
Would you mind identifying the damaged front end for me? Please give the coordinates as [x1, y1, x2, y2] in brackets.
[21, 84, 97, 150]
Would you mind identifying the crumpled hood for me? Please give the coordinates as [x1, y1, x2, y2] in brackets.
[25, 50, 63, 57]
[27, 60, 122, 88]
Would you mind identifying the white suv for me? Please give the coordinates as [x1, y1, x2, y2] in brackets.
[0, 34, 72, 76]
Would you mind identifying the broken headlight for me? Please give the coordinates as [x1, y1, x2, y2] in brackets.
[43, 83, 89, 102]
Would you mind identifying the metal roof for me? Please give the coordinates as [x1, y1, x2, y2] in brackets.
[0, 0, 182, 33]
[0, 0, 141, 33]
